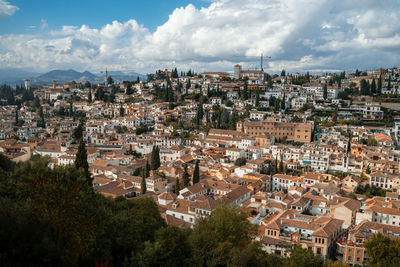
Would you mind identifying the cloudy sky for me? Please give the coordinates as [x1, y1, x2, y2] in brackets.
[0, 0, 399, 74]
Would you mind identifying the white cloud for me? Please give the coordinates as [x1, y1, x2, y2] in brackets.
[0, 0, 18, 19]
[0, 0, 399, 73]
[40, 19, 48, 30]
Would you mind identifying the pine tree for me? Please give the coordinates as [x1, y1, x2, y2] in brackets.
[75, 138, 92, 186]
[174, 177, 180, 195]
[140, 170, 147, 195]
[182, 164, 190, 187]
[151, 146, 160, 170]
[192, 160, 200, 184]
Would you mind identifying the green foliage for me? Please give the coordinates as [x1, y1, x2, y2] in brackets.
[355, 184, 386, 197]
[73, 122, 83, 139]
[192, 160, 200, 184]
[141, 171, 147, 195]
[234, 157, 247, 166]
[150, 146, 160, 170]
[75, 138, 92, 185]
[136, 124, 151, 135]
[182, 164, 190, 188]
[323, 84, 328, 100]
[174, 177, 180, 195]
[285, 245, 324, 267]
[364, 233, 400, 267]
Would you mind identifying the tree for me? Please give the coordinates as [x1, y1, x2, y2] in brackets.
[323, 84, 328, 100]
[360, 79, 370, 95]
[281, 95, 286, 110]
[145, 160, 150, 177]
[255, 89, 260, 107]
[371, 78, 376, 95]
[234, 157, 247, 166]
[38, 106, 45, 128]
[141, 170, 147, 195]
[366, 164, 371, 174]
[174, 177, 180, 195]
[73, 123, 83, 140]
[364, 233, 400, 267]
[189, 205, 258, 266]
[281, 69, 286, 77]
[137, 226, 191, 267]
[74, 138, 92, 185]
[128, 144, 133, 155]
[242, 80, 248, 100]
[196, 101, 204, 126]
[88, 88, 92, 102]
[69, 101, 74, 117]
[284, 245, 324, 267]
[119, 106, 125, 117]
[192, 160, 200, 184]
[15, 109, 18, 125]
[377, 75, 382, 95]
[106, 75, 114, 85]
[182, 164, 190, 188]
[151, 146, 160, 170]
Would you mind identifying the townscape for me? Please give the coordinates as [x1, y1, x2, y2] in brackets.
[1, 65, 400, 265]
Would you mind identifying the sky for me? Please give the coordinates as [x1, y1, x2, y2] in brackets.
[0, 0, 399, 74]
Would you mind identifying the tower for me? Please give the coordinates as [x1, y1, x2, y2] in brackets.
[24, 79, 30, 90]
[52, 80, 56, 89]
[234, 64, 242, 80]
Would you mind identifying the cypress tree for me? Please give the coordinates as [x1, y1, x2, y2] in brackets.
[69, 102, 73, 117]
[174, 177, 180, 195]
[281, 95, 286, 110]
[377, 76, 382, 95]
[255, 89, 260, 107]
[88, 88, 92, 103]
[151, 146, 160, 170]
[182, 164, 190, 187]
[243, 80, 248, 100]
[279, 153, 284, 173]
[323, 84, 328, 100]
[371, 79, 376, 95]
[75, 138, 92, 186]
[140, 170, 147, 195]
[15, 109, 18, 125]
[145, 160, 150, 177]
[192, 160, 200, 184]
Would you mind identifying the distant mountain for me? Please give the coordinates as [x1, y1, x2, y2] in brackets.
[33, 69, 98, 84]
[0, 68, 41, 85]
[96, 71, 147, 82]
[0, 68, 147, 85]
